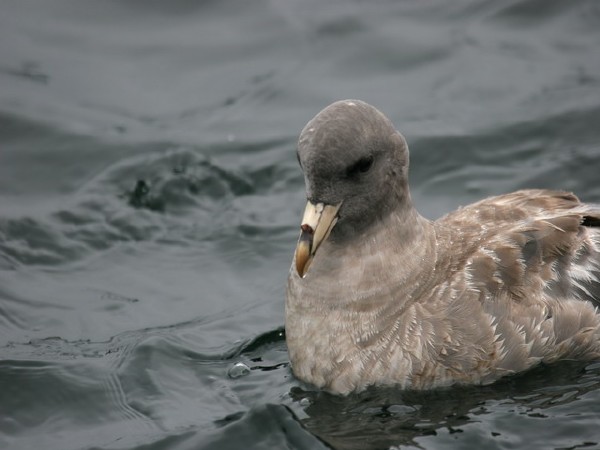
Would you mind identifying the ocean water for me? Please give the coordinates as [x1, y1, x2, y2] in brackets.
[1, 1, 600, 449]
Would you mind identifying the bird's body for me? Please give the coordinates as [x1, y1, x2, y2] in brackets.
[285, 100, 600, 394]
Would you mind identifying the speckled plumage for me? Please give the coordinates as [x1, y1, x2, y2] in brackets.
[285, 100, 600, 394]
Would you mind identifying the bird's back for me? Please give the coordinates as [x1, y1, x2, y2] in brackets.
[431, 189, 600, 376]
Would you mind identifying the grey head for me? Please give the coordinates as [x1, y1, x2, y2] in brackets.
[298, 100, 411, 237]
[294, 100, 414, 276]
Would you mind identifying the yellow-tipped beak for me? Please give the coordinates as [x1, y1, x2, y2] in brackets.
[295, 201, 341, 278]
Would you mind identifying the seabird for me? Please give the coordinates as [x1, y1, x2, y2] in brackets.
[286, 99, 600, 394]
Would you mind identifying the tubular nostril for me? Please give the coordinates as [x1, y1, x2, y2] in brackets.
[301, 224, 314, 234]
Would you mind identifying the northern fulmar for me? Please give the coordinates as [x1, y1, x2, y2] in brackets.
[285, 99, 600, 394]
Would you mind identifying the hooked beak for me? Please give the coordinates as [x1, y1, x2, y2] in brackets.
[295, 200, 342, 278]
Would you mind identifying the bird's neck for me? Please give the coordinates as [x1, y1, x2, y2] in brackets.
[291, 204, 437, 310]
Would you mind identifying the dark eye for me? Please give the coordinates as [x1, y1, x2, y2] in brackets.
[346, 155, 374, 178]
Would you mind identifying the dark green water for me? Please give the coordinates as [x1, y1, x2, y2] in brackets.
[2, 1, 600, 449]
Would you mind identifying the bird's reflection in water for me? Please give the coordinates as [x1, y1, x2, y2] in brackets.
[290, 360, 600, 450]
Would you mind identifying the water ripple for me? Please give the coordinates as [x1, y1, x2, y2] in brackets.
[0, 141, 300, 268]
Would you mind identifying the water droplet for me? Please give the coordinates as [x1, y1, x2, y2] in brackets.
[228, 362, 250, 379]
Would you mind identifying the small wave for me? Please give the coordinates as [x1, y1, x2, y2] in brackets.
[0, 142, 300, 268]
